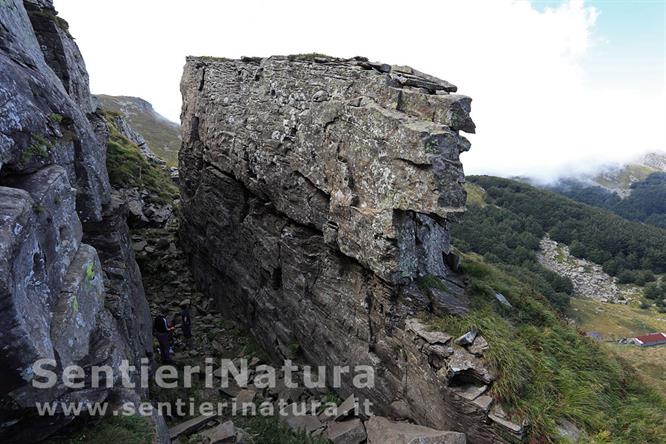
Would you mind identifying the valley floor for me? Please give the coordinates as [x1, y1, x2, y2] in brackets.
[569, 298, 666, 397]
[538, 236, 666, 397]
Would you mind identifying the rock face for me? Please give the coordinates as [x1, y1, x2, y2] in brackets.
[0, 1, 151, 441]
[365, 416, 466, 444]
[180, 55, 514, 442]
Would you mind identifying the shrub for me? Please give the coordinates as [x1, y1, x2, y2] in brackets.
[49, 112, 64, 123]
[617, 270, 637, 284]
[644, 283, 661, 300]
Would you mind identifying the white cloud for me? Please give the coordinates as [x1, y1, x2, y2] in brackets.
[54, 0, 665, 180]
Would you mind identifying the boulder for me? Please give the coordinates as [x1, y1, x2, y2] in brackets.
[494, 292, 512, 309]
[488, 405, 525, 439]
[200, 420, 236, 444]
[455, 329, 477, 346]
[442, 347, 496, 385]
[1, 0, 110, 223]
[467, 336, 489, 356]
[556, 418, 583, 443]
[430, 286, 470, 316]
[365, 416, 466, 444]
[0, 1, 152, 440]
[450, 384, 488, 401]
[334, 394, 357, 421]
[280, 403, 324, 434]
[0, 166, 83, 395]
[168, 415, 218, 440]
[326, 418, 366, 444]
[82, 193, 152, 381]
[178, 54, 511, 442]
[406, 319, 453, 345]
[50, 244, 105, 368]
[472, 395, 493, 413]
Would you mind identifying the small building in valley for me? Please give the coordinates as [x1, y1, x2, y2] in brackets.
[629, 332, 666, 347]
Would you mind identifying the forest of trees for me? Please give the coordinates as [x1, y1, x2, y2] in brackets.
[455, 176, 666, 294]
[553, 172, 666, 229]
[452, 183, 574, 312]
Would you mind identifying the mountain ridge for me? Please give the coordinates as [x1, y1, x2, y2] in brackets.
[95, 94, 180, 166]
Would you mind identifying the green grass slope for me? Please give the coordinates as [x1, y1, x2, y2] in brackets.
[96, 95, 180, 166]
[44, 416, 154, 444]
[432, 254, 666, 442]
[102, 110, 178, 203]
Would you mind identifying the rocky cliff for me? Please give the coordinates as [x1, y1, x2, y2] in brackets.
[180, 55, 520, 442]
[0, 1, 151, 441]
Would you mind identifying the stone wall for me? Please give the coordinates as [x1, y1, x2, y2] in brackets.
[0, 1, 151, 441]
[180, 55, 520, 442]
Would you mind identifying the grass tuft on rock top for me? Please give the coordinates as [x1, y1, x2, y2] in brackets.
[426, 253, 666, 442]
[102, 110, 178, 204]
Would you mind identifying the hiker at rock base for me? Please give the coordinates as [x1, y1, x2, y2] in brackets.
[154, 313, 174, 363]
[179, 299, 193, 349]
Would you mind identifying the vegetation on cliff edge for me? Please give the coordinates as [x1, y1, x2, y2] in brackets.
[102, 110, 178, 204]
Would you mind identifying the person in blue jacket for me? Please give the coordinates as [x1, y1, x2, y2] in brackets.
[153, 313, 174, 363]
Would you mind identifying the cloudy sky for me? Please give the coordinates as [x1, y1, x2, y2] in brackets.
[54, 0, 665, 180]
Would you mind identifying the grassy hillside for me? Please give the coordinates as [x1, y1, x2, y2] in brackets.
[96, 95, 180, 166]
[594, 163, 657, 192]
[571, 298, 666, 339]
[464, 182, 487, 207]
[586, 152, 666, 195]
[430, 254, 666, 442]
[456, 183, 574, 312]
[44, 416, 154, 444]
[102, 110, 178, 203]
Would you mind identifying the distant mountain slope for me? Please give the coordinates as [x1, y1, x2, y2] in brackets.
[550, 171, 666, 229]
[589, 151, 666, 197]
[458, 176, 666, 285]
[95, 95, 180, 166]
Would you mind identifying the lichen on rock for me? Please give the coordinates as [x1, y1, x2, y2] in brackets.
[179, 55, 513, 442]
[0, 1, 152, 441]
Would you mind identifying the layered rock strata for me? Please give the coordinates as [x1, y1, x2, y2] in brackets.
[180, 55, 520, 442]
[0, 1, 151, 441]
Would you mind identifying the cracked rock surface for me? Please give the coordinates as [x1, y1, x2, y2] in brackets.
[179, 55, 516, 442]
[0, 2, 151, 441]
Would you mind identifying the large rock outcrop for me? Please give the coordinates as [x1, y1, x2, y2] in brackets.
[180, 55, 518, 442]
[0, 1, 151, 441]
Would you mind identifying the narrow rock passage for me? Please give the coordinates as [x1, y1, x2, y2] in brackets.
[131, 219, 464, 443]
[130, 219, 336, 443]
[133, 219, 252, 366]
